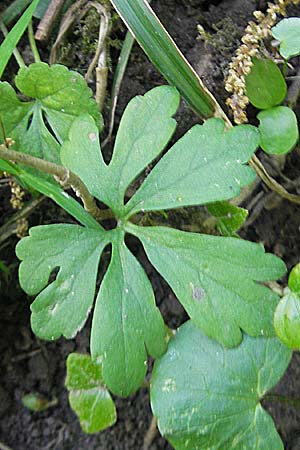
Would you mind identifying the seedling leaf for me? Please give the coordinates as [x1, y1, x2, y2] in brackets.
[272, 18, 300, 59]
[125, 119, 258, 216]
[258, 106, 299, 155]
[245, 58, 287, 109]
[0, 62, 102, 163]
[66, 353, 117, 433]
[91, 230, 166, 397]
[206, 201, 248, 236]
[16, 224, 110, 340]
[127, 223, 286, 347]
[151, 321, 291, 450]
[274, 263, 300, 349]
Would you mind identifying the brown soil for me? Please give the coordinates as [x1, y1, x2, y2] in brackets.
[1, 0, 300, 449]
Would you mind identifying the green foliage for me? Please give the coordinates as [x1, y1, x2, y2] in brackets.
[1, 0, 32, 25]
[272, 18, 300, 59]
[151, 321, 292, 450]
[258, 106, 299, 155]
[274, 263, 300, 349]
[16, 86, 286, 398]
[0, 0, 39, 78]
[245, 58, 287, 110]
[66, 353, 116, 433]
[127, 222, 285, 347]
[0, 63, 102, 165]
[206, 201, 248, 236]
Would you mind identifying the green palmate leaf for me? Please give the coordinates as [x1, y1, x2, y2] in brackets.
[127, 223, 286, 347]
[61, 86, 180, 215]
[274, 263, 300, 349]
[151, 321, 292, 450]
[66, 353, 116, 433]
[272, 18, 300, 59]
[124, 119, 258, 217]
[0, 62, 102, 163]
[206, 201, 248, 236]
[245, 58, 287, 109]
[0, 0, 39, 78]
[16, 224, 110, 340]
[91, 230, 166, 397]
[258, 106, 299, 155]
[110, 0, 215, 118]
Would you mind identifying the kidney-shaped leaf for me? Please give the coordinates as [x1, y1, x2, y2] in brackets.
[66, 353, 116, 433]
[127, 223, 286, 347]
[91, 230, 167, 397]
[125, 119, 258, 217]
[16, 224, 110, 340]
[61, 86, 179, 215]
[0, 62, 101, 163]
[151, 321, 292, 450]
[258, 106, 299, 155]
[272, 18, 300, 59]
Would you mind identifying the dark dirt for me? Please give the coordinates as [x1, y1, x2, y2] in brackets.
[1, 0, 300, 449]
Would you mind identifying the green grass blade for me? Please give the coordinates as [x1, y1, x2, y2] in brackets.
[1, 0, 32, 26]
[110, 0, 216, 118]
[0, 0, 40, 78]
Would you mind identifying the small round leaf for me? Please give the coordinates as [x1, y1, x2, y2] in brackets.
[245, 58, 287, 109]
[151, 321, 291, 450]
[274, 292, 300, 349]
[258, 106, 299, 155]
[272, 18, 300, 60]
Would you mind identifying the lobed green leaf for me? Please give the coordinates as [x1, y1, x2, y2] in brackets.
[127, 223, 286, 347]
[16, 224, 110, 340]
[125, 119, 258, 217]
[151, 321, 292, 450]
[91, 230, 166, 397]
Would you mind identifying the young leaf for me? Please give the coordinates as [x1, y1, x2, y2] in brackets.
[274, 292, 300, 349]
[61, 86, 180, 215]
[91, 230, 166, 397]
[206, 201, 248, 236]
[274, 263, 300, 349]
[16, 224, 110, 340]
[0, 0, 39, 78]
[245, 58, 287, 109]
[127, 223, 286, 347]
[124, 119, 258, 217]
[272, 18, 300, 59]
[258, 106, 299, 155]
[66, 353, 117, 433]
[151, 321, 292, 450]
[0, 62, 102, 163]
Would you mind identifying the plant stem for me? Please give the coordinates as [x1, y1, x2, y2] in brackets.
[35, 0, 65, 41]
[263, 393, 300, 409]
[28, 20, 41, 63]
[0, 145, 113, 221]
[143, 416, 158, 450]
[0, 21, 25, 68]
